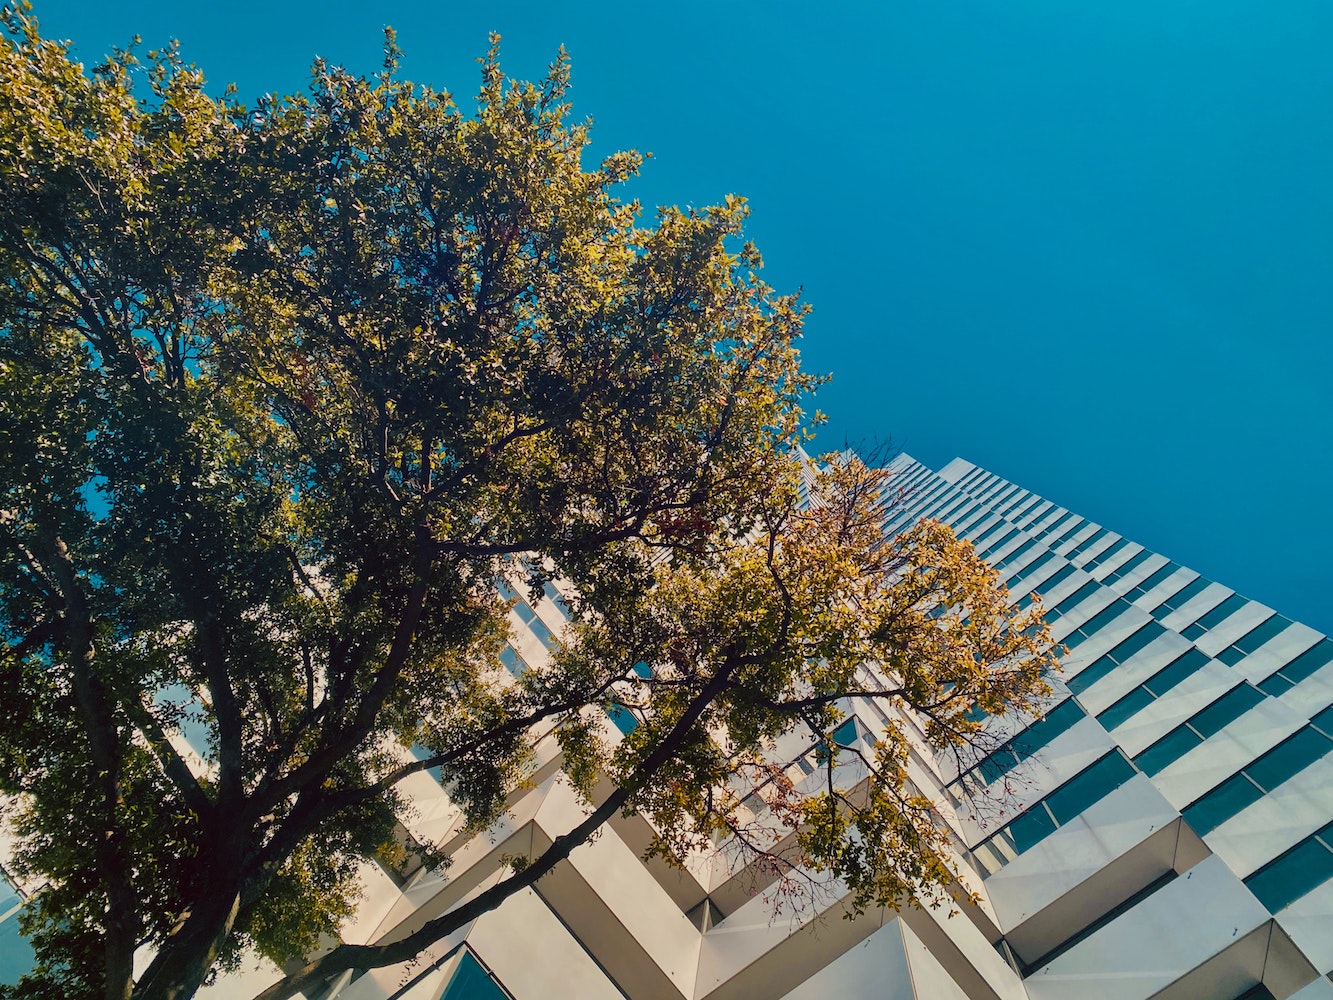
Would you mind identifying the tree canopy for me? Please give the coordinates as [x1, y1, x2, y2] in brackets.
[0, 9, 1057, 1000]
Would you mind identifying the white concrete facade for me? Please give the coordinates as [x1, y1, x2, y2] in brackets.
[4, 456, 1332, 1000]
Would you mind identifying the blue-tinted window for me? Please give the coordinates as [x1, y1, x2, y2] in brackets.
[1067, 623, 1167, 695]
[542, 581, 572, 619]
[1013, 562, 1075, 600]
[1310, 703, 1333, 737]
[1067, 527, 1110, 559]
[994, 537, 1040, 572]
[1044, 751, 1136, 824]
[1100, 548, 1152, 583]
[1184, 727, 1333, 835]
[1143, 648, 1211, 697]
[1039, 511, 1078, 538]
[1246, 832, 1333, 913]
[409, 743, 445, 783]
[1006, 805, 1058, 854]
[1182, 594, 1247, 640]
[975, 751, 1137, 873]
[498, 645, 527, 676]
[1125, 561, 1181, 599]
[1135, 726, 1205, 776]
[0, 910, 33, 988]
[513, 599, 555, 647]
[1247, 728, 1333, 792]
[976, 526, 1017, 555]
[1067, 654, 1119, 696]
[831, 718, 863, 745]
[1097, 687, 1156, 730]
[1132, 683, 1264, 775]
[440, 948, 510, 1000]
[1084, 537, 1131, 570]
[1184, 773, 1264, 836]
[1049, 581, 1101, 621]
[1191, 683, 1265, 738]
[606, 704, 639, 735]
[1097, 648, 1209, 729]
[971, 699, 1087, 784]
[1062, 601, 1136, 650]
[1151, 576, 1212, 618]
[1281, 640, 1333, 684]
[1216, 616, 1293, 667]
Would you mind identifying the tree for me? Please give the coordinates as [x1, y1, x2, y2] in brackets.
[0, 8, 1058, 999]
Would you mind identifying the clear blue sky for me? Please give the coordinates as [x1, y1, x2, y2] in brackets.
[34, 0, 1333, 635]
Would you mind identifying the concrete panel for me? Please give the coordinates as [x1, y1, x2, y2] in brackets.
[985, 777, 1179, 943]
[467, 888, 623, 1000]
[1241, 625, 1323, 686]
[1196, 603, 1276, 659]
[1154, 699, 1307, 810]
[1072, 632, 1195, 715]
[1134, 568, 1198, 614]
[901, 919, 974, 1000]
[1291, 980, 1333, 1000]
[900, 898, 1028, 1000]
[779, 918, 916, 1000]
[955, 717, 1115, 848]
[1276, 874, 1333, 976]
[1111, 664, 1237, 758]
[1024, 855, 1270, 1000]
[1207, 756, 1333, 878]
[1001, 822, 1183, 967]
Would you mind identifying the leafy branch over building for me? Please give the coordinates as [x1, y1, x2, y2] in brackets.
[0, 9, 1056, 999]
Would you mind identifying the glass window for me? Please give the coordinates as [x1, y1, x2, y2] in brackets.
[1246, 727, 1333, 792]
[1125, 561, 1181, 600]
[1033, 509, 1073, 535]
[1097, 687, 1156, 730]
[1184, 727, 1333, 835]
[1067, 653, 1119, 696]
[606, 704, 639, 735]
[1006, 804, 1059, 854]
[1063, 600, 1137, 651]
[1067, 527, 1110, 559]
[1245, 830, 1333, 913]
[1134, 726, 1205, 776]
[976, 525, 1017, 554]
[1100, 547, 1152, 583]
[1182, 594, 1247, 640]
[1190, 683, 1265, 738]
[498, 645, 528, 677]
[994, 537, 1040, 572]
[971, 699, 1087, 784]
[513, 599, 555, 647]
[1132, 683, 1264, 775]
[1013, 562, 1075, 598]
[1049, 581, 1101, 621]
[974, 751, 1137, 874]
[1084, 536, 1131, 571]
[542, 581, 572, 619]
[1097, 648, 1209, 730]
[441, 947, 511, 1000]
[1143, 648, 1211, 697]
[831, 718, 863, 745]
[1310, 703, 1333, 737]
[1044, 751, 1136, 824]
[0, 899, 34, 989]
[1151, 576, 1212, 618]
[1216, 616, 1293, 667]
[1183, 772, 1264, 836]
[1259, 639, 1333, 695]
[1046, 517, 1087, 546]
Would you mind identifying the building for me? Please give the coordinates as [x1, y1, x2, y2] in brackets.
[5, 456, 1333, 1000]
